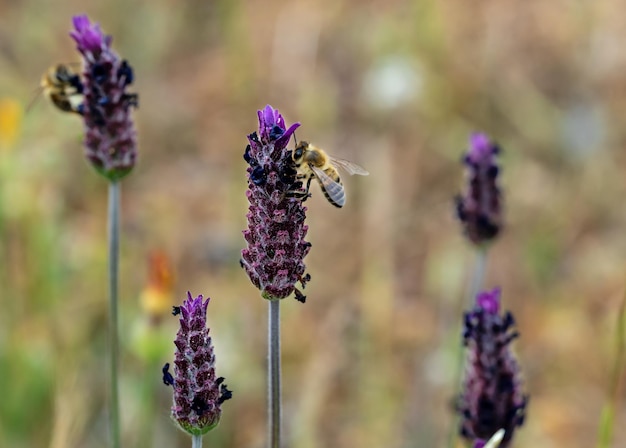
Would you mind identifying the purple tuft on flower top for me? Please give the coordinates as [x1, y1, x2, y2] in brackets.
[163, 292, 232, 435]
[458, 288, 527, 447]
[241, 105, 311, 301]
[70, 14, 138, 181]
[455, 132, 502, 246]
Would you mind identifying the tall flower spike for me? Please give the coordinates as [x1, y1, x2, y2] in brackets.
[163, 292, 232, 435]
[458, 288, 527, 447]
[241, 105, 311, 301]
[70, 14, 138, 181]
[455, 132, 502, 246]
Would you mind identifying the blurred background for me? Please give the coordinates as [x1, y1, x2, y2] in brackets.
[1, 0, 626, 447]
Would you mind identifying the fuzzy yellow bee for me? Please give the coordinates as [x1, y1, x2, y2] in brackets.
[35, 64, 84, 114]
[291, 141, 369, 208]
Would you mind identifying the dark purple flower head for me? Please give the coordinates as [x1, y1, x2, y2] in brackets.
[70, 14, 138, 181]
[241, 105, 311, 301]
[455, 132, 502, 246]
[458, 288, 527, 447]
[474, 440, 486, 448]
[164, 292, 232, 435]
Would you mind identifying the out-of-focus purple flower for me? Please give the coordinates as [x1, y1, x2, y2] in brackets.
[163, 293, 232, 435]
[474, 440, 486, 448]
[458, 288, 527, 447]
[455, 132, 502, 246]
[70, 14, 137, 181]
[241, 105, 311, 301]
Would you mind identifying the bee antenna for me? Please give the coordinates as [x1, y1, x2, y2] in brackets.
[292, 132, 298, 146]
[25, 86, 45, 114]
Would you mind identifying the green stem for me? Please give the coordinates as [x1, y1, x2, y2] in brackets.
[268, 299, 281, 448]
[447, 248, 489, 448]
[596, 290, 626, 448]
[192, 434, 203, 448]
[108, 181, 121, 448]
[467, 248, 488, 305]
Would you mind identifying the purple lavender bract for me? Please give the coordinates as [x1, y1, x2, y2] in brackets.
[70, 14, 138, 181]
[167, 293, 231, 435]
[458, 288, 527, 447]
[241, 105, 311, 301]
[455, 132, 502, 246]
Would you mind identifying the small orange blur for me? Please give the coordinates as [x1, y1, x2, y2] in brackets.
[139, 250, 174, 323]
[0, 98, 23, 151]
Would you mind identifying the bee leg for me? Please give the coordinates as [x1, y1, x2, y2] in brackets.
[298, 273, 311, 288]
[124, 93, 139, 108]
[285, 176, 313, 202]
[285, 189, 311, 201]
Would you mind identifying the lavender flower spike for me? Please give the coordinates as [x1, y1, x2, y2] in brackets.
[164, 292, 232, 435]
[241, 105, 311, 301]
[458, 288, 527, 447]
[70, 14, 138, 181]
[455, 132, 502, 246]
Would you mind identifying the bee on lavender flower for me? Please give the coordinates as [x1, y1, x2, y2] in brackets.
[37, 64, 85, 114]
[290, 140, 369, 208]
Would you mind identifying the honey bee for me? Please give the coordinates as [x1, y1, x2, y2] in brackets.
[290, 141, 369, 208]
[31, 64, 84, 114]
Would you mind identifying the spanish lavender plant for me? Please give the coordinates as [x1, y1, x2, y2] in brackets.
[163, 293, 232, 447]
[241, 105, 311, 448]
[458, 288, 527, 447]
[456, 132, 502, 248]
[70, 14, 138, 181]
[241, 105, 311, 302]
[69, 15, 138, 448]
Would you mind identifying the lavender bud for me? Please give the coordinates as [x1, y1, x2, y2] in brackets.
[458, 288, 527, 447]
[165, 292, 232, 435]
[241, 105, 311, 301]
[455, 133, 502, 246]
[70, 15, 138, 181]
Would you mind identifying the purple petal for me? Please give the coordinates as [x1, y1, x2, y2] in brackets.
[275, 122, 301, 148]
[468, 132, 492, 162]
[70, 14, 105, 54]
[476, 288, 501, 314]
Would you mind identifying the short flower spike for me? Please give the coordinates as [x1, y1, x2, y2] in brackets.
[70, 14, 138, 181]
[164, 293, 232, 435]
[455, 132, 502, 246]
[458, 289, 527, 447]
[241, 105, 311, 301]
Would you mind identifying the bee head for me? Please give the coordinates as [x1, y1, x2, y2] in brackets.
[293, 141, 308, 162]
[54, 65, 72, 82]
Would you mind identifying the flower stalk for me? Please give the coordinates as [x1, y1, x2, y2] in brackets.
[108, 180, 121, 448]
[268, 300, 281, 448]
[68, 15, 139, 447]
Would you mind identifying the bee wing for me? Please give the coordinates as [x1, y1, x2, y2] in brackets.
[311, 165, 346, 207]
[329, 156, 369, 176]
